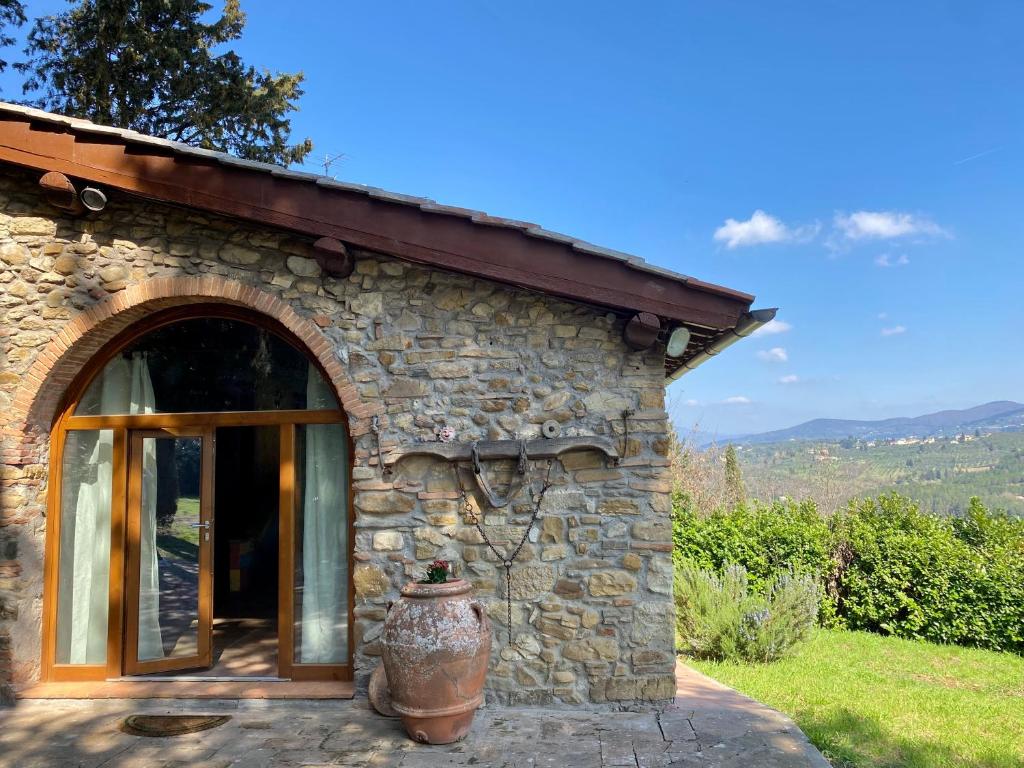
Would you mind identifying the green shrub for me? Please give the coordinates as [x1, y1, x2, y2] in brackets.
[834, 494, 1024, 653]
[675, 562, 820, 662]
[672, 496, 835, 617]
[672, 491, 1024, 654]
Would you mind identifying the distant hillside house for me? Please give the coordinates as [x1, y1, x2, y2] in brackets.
[0, 104, 770, 708]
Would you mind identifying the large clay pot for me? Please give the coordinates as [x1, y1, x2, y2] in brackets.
[381, 579, 492, 744]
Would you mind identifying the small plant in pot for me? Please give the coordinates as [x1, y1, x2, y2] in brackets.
[421, 559, 451, 584]
[381, 557, 492, 744]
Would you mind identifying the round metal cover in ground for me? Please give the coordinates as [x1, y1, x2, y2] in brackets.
[120, 714, 231, 737]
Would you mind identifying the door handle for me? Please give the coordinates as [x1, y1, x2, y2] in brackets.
[189, 521, 211, 541]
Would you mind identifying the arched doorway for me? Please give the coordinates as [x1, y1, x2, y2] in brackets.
[42, 305, 352, 683]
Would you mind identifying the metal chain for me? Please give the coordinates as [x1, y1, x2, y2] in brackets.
[456, 458, 554, 644]
[371, 416, 388, 476]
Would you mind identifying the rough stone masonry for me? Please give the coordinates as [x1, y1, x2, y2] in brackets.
[0, 165, 676, 708]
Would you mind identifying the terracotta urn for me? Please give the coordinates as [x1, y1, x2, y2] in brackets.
[381, 579, 492, 744]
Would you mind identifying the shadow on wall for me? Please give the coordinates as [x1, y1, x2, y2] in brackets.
[0, 477, 47, 705]
[0, 181, 200, 703]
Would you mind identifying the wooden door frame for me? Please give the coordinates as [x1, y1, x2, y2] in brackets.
[40, 305, 353, 684]
[123, 428, 214, 675]
[277, 424, 355, 682]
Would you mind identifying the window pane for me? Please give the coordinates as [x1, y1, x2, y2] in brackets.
[294, 423, 349, 664]
[75, 318, 338, 414]
[55, 430, 113, 665]
[138, 436, 202, 662]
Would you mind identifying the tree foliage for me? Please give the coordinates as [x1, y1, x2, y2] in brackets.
[667, 430, 730, 513]
[732, 431, 1024, 517]
[0, 0, 24, 74]
[18, 0, 312, 165]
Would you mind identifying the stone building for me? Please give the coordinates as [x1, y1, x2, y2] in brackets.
[0, 104, 772, 708]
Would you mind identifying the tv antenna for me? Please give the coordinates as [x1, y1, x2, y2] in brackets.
[320, 152, 346, 178]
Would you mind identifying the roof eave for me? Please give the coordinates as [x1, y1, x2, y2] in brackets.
[0, 102, 756, 329]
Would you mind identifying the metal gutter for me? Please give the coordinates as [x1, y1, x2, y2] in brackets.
[666, 308, 778, 383]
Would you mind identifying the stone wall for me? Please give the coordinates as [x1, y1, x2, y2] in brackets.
[0, 166, 676, 708]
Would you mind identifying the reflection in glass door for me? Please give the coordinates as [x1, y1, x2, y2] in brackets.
[124, 429, 214, 675]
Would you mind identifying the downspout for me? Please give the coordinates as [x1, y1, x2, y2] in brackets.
[665, 307, 778, 383]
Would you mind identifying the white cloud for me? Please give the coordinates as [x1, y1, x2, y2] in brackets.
[877, 311, 888, 319]
[752, 319, 792, 336]
[715, 210, 788, 248]
[881, 325, 907, 336]
[713, 210, 817, 248]
[722, 396, 751, 405]
[875, 253, 910, 268]
[684, 399, 700, 407]
[756, 347, 789, 363]
[778, 374, 799, 384]
[835, 211, 949, 241]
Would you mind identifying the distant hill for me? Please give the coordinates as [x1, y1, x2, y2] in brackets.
[737, 401, 1024, 445]
[736, 429, 1024, 517]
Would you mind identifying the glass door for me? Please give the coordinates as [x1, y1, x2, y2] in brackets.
[124, 428, 214, 675]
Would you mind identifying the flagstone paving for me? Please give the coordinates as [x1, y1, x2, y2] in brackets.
[0, 665, 829, 767]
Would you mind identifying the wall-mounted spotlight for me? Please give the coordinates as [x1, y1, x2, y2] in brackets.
[80, 187, 108, 212]
[666, 326, 691, 357]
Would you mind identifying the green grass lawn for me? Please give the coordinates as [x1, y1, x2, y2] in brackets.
[156, 496, 200, 560]
[690, 629, 1024, 768]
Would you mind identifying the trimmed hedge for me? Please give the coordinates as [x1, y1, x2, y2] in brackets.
[672, 493, 1024, 654]
[673, 497, 840, 622]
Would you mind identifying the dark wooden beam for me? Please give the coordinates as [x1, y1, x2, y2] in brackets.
[623, 312, 661, 350]
[0, 116, 754, 328]
[312, 237, 354, 277]
[39, 170, 81, 212]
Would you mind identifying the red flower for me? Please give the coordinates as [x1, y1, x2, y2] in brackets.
[421, 559, 452, 584]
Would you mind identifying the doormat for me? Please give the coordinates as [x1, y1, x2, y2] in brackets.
[120, 714, 231, 737]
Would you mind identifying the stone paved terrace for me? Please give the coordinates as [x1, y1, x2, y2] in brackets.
[0, 665, 830, 767]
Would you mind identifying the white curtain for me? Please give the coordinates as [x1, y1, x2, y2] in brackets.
[61, 353, 156, 663]
[62, 426, 113, 664]
[132, 356, 162, 661]
[300, 364, 348, 663]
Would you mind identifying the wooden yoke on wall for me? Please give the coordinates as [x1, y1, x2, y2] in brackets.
[383, 436, 619, 467]
[384, 436, 620, 509]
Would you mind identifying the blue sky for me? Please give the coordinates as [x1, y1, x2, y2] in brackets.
[5, 1, 1023, 436]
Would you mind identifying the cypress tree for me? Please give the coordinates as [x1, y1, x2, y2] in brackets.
[724, 443, 746, 507]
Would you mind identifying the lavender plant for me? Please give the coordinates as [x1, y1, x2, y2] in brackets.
[675, 562, 819, 662]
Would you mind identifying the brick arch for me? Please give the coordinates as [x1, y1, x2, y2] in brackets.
[9, 275, 379, 450]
